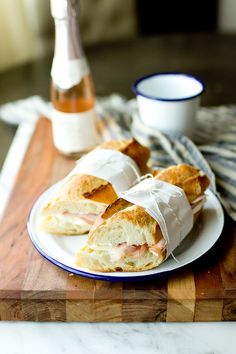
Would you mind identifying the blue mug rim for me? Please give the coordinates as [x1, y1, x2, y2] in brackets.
[132, 72, 206, 102]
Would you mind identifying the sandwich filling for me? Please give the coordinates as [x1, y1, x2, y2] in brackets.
[62, 211, 99, 225]
[110, 239, 166, 262]
[40, 200, 108, 235]
[86, 195, 206, 262]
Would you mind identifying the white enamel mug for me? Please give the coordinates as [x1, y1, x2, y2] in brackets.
[133, 72, 205, 138]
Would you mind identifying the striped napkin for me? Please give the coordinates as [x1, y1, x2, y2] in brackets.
[1, 94, 236, 220]
[96, 95, 236, 221]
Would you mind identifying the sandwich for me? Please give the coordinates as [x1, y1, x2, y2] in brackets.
[39, 139, 150, 235]
[76, 164, 210, 271]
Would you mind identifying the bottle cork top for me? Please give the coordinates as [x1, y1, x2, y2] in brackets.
[50, 0, 79, 19]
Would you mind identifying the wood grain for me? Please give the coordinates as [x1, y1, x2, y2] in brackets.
[0, 118, 235, 322]
[167, 268, 195, 322]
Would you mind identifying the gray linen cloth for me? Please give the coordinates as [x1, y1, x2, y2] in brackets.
[1, 94, 236, 220]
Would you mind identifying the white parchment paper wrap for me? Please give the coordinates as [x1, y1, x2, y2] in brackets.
[67, 149, 141, 194]
[119, 178, 194, 258]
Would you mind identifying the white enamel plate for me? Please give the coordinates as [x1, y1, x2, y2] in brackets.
[27, 182, 224, 281]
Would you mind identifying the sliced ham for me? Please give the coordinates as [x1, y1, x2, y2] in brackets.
[111, 242, 148, 261]
[111, 236, 168, 261]
[191, 195, 206, 205]
[62, 212, 99, 225]
[149, 239, 166, 256]
[123, 243, 148, 258]
[110, 245, 127, 262]
[191, 195, 206, 215]
[79, 213, 99, 225]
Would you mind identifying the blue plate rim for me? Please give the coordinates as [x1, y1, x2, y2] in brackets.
[27, 184, 224, 283]
[27, 212, 170, 282]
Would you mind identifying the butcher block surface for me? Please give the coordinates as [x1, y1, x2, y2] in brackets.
[0, 118, 236, 322]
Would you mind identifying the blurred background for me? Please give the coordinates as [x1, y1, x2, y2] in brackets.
[0, 0, 235, 72]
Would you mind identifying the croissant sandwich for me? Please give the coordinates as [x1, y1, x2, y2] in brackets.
[76, 164, 210, 271]
[39, 139, 150, 235]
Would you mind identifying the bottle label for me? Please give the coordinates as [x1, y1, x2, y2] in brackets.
[51, 108, 99, 154]
[51, 57, 90, 90]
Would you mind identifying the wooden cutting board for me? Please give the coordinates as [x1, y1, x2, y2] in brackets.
[0, 117, 236, 322]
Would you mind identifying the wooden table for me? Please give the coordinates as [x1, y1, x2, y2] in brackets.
[0, 33, 236, 322]
[0, 117, 236, 322]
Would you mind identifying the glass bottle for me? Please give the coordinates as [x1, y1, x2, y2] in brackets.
[50, 0, 98, 157]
